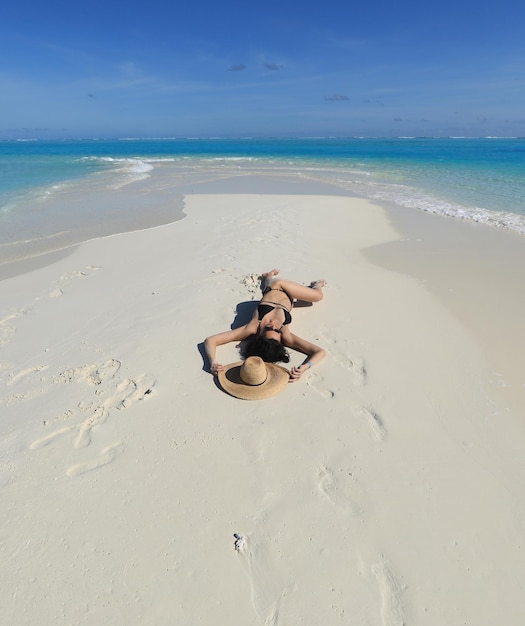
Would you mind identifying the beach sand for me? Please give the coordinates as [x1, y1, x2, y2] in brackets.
[1, 181, 524, 624]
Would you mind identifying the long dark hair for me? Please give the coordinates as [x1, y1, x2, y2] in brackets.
[242, 335, 290, 363]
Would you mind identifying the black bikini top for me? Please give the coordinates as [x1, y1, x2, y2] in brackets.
[257, 303, 292, 326]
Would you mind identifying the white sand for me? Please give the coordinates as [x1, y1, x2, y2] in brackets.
[1, 192, 524, 625]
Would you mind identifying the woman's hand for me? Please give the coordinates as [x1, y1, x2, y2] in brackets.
[210, 361, 225, 375]
[289, 364, 309, 382]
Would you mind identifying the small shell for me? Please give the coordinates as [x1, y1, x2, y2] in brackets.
[233, 533, 245, 551]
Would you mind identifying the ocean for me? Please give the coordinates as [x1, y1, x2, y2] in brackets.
[1, 138, 524, 264]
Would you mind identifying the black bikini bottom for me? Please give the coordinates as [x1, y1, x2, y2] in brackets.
[263, 286, 293, 306]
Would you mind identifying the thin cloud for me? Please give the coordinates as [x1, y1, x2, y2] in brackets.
[6, 127, 50, 133]
[324, 94, 349, 101]
[229, 64, 247, 72]
[264, 63, 285, 71]
[118, 62, 144, 78]
[363, 98, 384, 107]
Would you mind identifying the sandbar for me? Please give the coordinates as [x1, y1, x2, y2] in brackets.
[1, 180, 524, 624]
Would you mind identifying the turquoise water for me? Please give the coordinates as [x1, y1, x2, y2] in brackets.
[1, 138, 524, 261]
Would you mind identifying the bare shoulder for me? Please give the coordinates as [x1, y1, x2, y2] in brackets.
[245, 315, 259, 335]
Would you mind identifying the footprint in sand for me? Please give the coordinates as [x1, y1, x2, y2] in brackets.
[0, 308, 26, 324]
[0, 309, 26, 346]
[74, 407, 108, 449]
[318, 327, 337, 346]
[49, 266, 100, 295]
[0, 323, 15, 347]
[349, 357, 367, 386]
[28, 359, 154, 465]
[66, 441, 124, 477]
[42, 366, 154, 450]
[105, 373, 156, 410]
[30, 425, 75, 450]
[357, 406, 386, 441]
[334, 354, 367, 386]
[372, 557, 406, 626]
[318, 332, 367, 384]
[54, 359, 121, 386]
[86, 359, 121, 386]
[306, 371, 335, 399]
[4, 393, 29, 405]
[74, 373, 155, 447]
[60, 270, 88, 281]
[317, 465, 358, 515]
[8, 364, 49, 387]
[317, 465, 336, 503]
[234, 533, 295, 625]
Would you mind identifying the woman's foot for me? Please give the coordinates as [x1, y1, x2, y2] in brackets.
[261, 269, 280, 289]
[309, 279, 327, 290]
[262, 269, 280, 280]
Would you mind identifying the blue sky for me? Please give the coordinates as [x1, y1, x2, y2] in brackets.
[2, 0, 525, 138]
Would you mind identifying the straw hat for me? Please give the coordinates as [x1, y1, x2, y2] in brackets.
[217, 356, 290, 400]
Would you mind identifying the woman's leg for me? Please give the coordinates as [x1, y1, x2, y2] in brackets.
[261, 269, 326, 303]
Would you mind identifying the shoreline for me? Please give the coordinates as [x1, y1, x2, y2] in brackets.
[0, 245, 79, 281]
[0, 170, 352, 275]
[3, 164, 525, 277]
[2, 147, 525, 273]
[1, 186, 524, 624]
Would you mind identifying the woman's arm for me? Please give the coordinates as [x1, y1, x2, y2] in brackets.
[204, 319, 258, 374]
[281, 330, 326, 382]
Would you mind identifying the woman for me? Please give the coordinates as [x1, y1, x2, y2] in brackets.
[204, 269, 326, 382]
